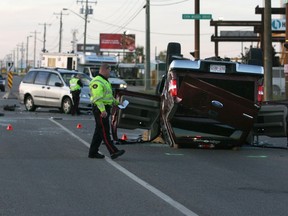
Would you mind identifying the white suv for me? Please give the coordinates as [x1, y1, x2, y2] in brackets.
[19, 68, 92, 114]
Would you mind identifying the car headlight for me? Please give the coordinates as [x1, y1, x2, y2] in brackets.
[120, 83, 127, 89]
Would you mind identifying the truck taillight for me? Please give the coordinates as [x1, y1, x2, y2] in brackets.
[257, 85, 264, 103]
[169, 79, 177, 97]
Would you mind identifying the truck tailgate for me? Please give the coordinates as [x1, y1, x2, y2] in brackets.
[177, 76, 259, 131]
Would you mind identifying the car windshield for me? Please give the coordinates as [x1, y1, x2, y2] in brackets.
[61, 73, 91, 86]
[110, 71, 118, 78]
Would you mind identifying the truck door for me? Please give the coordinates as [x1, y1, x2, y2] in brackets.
[111, 90, 161, 143]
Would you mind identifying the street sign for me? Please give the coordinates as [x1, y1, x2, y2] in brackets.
[182, 14, 212, 20]
[271, 19, 286, 31]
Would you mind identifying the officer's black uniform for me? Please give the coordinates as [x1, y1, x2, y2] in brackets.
[88, 65, 125, 160]
[70, 76, 83, 115]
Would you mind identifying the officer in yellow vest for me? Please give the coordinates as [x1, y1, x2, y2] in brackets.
[69, 74, 83, 115]
[88, 63, 125, 159]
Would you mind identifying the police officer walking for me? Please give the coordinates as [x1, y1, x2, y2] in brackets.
[88, 63, 125, 159]
[69, 74, 83, 115]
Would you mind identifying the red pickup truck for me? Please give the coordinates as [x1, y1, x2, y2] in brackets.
[111, 42, 264, 149]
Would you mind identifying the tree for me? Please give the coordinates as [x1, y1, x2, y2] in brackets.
[157, 50, 166, 62]
[123, 46, 145, 63]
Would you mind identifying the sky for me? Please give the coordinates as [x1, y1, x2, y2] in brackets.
[0, 0, 284, 64]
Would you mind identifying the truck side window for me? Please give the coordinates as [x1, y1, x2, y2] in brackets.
[83, 68, 89, 76]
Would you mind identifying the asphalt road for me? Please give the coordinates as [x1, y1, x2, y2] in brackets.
[0, 76, 288, 216]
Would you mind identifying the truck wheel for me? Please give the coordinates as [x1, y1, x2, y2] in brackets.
[166, 42, 181, 70]
[24, 95, 36, 111]
[61, 97, 72, 114]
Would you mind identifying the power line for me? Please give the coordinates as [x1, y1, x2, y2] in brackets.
[151, 0, 189, 6]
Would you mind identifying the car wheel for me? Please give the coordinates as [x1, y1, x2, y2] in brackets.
[24, 95, 36, 111]
[61, 97, 72, 114]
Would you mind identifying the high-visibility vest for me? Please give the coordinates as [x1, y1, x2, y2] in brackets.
[69, 77, 81, 91]
[89, 75, 119, 112]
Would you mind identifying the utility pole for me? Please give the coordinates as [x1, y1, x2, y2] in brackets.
[71, 29, 78, 53]
[264, 0, 272, 101]
[77, 0, 97, 54]
[285, 1, 288, 98]
[122, 31, 127, 63]
[12, 50, 16, 72]
[39, 23, 51, 53]
[194, 0, 200, 59]
[26, 35, 32, 71]
[31, 30, 40, 67]
[20, 42, 24, 74]
[54, 11, 68, 52]
[16, 45, 20, 73]
[145, 0, 151, 90]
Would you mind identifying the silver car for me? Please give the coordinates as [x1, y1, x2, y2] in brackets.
[19, 68, 91, 114]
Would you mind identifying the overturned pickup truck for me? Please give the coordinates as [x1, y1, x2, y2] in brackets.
[111, 42, 264, 149]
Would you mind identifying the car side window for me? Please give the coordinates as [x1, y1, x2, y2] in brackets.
[47, 73, 62, 86]
[34, 72, 49, 85]
[22, 71, 37, 83]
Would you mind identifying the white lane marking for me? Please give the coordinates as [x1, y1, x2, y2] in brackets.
[50, 118, 90, 148]
[49, 118, 198, 216]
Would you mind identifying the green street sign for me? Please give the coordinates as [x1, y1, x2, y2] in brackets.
[182, 14, 212, 20]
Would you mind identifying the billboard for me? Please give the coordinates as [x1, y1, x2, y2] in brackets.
[100, 33, 135, 51]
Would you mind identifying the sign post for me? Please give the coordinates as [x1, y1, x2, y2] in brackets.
[182, 13, 212, 59]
